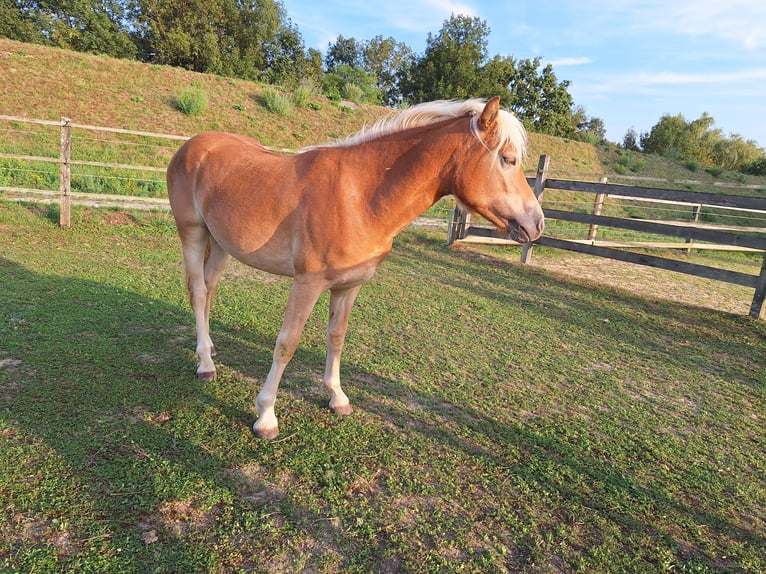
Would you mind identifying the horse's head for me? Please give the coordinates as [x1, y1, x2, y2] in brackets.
[452, 97, 544, 243]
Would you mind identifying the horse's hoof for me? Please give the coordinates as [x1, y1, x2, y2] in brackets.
[252, 423, 279, 440]
[197, 370, 216, 382]
[331, 403, 354, 416]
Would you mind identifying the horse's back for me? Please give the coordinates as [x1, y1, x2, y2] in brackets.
[168, 132, 267, 194]
[167, 132, 302, 274]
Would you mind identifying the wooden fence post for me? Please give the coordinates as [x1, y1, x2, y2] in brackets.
[587, 177, 607, 241]
[447, 205, 470, 245]
[521, 154, 550, 264]
[750, 253, 766, 320]
[686, 204, 702, 255]
[59, 117, 71, 227]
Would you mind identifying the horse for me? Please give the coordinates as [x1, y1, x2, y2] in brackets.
[166, 96, 544, 439]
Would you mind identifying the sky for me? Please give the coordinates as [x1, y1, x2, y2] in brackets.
[280, 0, 766, 148]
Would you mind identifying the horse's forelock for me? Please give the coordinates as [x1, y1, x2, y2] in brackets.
[317, 99, 527, 161]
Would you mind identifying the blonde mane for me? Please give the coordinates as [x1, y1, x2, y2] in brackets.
[310, 99, 528, 161]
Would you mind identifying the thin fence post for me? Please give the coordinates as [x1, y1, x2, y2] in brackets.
[59, 117, 71, 227]
[686, 204, 702, 255]
[447, 205, 470, 245]
[521, 155, 549, 264]
[587, 177, 607, 241]
[750, 252, 766, 320]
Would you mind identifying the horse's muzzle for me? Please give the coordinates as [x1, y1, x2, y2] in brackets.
[508, 214, 544, 243]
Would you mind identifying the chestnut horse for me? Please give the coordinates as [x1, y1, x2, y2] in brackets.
[167, 97, 544, 438]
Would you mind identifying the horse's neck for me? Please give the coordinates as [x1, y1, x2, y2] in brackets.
[357, 126, 462, 236]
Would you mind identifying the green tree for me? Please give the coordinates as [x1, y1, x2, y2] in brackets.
[506, 58, 575, 137]
[398, 15, 577, 137]
[2, 0, 135, 58]
[362, 35, 414, 106]
[640, 113, 688, 158]
[712, 134, 764, 171]
[325, 35, 363, 71]
[322, 63, 381, 104]
[131, 0, 284, 80]
[263, 20, 319, 87]
[0, 0, 45, 42]
[622, 127, 641, 151]
[400, 14, 489, 102]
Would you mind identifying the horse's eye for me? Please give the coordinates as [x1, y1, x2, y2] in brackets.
[501, 155, 517, 167]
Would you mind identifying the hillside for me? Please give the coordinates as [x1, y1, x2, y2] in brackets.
[1, 37, 764, 189]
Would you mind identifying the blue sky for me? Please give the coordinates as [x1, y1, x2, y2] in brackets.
[280, 0, 766, 148]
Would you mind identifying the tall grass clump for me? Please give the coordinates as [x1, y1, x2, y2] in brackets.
[261, 87, 291, 116]
[293, 79, 319, 109]
[175, 87, 208, 116]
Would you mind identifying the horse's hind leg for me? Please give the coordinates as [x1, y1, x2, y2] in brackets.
[323, 285, 362, 415]
[181, 227, 230, 381]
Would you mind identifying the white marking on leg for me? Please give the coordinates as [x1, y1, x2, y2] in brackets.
[324, 285, 361, 415]
[252, 279, 325, 438]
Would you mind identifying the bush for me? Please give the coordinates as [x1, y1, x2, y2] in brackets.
[744, 156, 766, 176]
[261, 87, 291, 115]
[705, 166, 724, 178]
[293, 79, 319, 109]
[175, 88, 208, 116]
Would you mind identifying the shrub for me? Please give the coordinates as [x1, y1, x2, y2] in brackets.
[342, 83, 364, 104]
[175, 88, 208, 116]
[293, 79, 319, 109]
[705, 166, 724, 178]
[685, 160, 700, 172]
[261, 87, 291, 115]
[744, 156, 766, 176]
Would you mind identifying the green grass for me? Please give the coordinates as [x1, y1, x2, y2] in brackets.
[1, 201, 764, 572]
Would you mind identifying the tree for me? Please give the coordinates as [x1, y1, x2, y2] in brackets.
[712, 134, 763, 171]
[573, 107, 606, 144]
[505, 58, 575, 137]
[361, 35, 414, 106]
[0, 0, 45, 43]
[325, 35, 363, 71]
[622, 127, 641, 151]
[263, 20, 319, 87]
[2, 0, 136, 58]
[322, 63, 381, 104]
[130, 0, 284, 80]
[399, 14, 489, 102]
[640, 113, 688, 158]
[639, 112, 764, 171]
[398, 15, 578, 137]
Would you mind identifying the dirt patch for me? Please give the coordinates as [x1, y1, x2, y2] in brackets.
[530, 252, 754, 316]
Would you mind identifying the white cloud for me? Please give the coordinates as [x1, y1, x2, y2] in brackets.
[575, 67, 766, 97]
[600, 0, 766, 50]
[546, 57, 593, 67]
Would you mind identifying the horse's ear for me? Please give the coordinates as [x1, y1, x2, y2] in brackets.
[479, 96, 501, 131]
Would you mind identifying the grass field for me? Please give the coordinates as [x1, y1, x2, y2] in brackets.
[1, 201, 764, 573]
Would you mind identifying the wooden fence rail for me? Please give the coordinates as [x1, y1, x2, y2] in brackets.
[3, 117, 766, 318]
[449, 155, 766, 320]
[0, 114, 186, 226]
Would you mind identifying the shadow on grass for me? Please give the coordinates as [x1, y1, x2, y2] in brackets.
[1, 224, 764, 572]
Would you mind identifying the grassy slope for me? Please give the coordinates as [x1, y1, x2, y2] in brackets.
[0, 38, 607, 178]
[4, 37, 766, 189]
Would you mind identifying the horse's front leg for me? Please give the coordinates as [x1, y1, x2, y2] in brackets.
[324, 285, 362, 415]
[253, 279, 324, 439]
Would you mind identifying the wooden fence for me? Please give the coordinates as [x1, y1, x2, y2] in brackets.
[3, 117, 765, 319]
[0, 115, 186, 226]
[449, 155, 766, 319]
